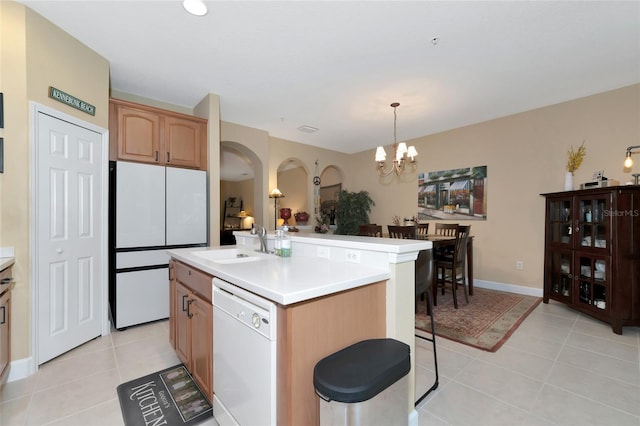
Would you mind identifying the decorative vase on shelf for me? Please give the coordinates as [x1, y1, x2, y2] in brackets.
[564, 172, 573, 191]
[279, 208, 292, 225]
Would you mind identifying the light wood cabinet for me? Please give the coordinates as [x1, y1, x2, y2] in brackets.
[110, 99, 207, 170]
[0, 264, 14, 386]
[542, 186, 640, 334]
[169, 260, 213, 401]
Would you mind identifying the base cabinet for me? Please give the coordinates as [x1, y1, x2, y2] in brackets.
[542, 186, 640, 334]
[169, 260, 213, 401]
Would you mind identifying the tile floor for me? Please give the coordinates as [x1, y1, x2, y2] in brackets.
[415, 300, 640, 425]
[0, 299, 638, 425]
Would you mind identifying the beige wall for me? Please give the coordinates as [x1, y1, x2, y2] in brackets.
[348, 84, 640, 291]
[0, 2, 110, 361]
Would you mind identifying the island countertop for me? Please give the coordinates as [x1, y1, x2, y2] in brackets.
[167, 245, 391, 305]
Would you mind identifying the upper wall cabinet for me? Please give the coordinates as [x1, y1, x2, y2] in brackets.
[109, 99, 208, 170]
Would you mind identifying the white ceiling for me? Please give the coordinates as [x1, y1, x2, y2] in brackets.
[21, 1, 640, 157]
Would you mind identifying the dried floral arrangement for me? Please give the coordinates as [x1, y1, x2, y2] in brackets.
[566, 141, 586, 175]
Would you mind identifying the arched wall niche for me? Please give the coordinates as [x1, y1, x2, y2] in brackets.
[276, 158, 309, 226]
[317, 165, 344, 223]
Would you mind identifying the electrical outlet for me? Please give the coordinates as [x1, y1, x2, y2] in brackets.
[516, 261, 524, 270]
[317, 246, 330, 259]
[345, 249, 361, 263]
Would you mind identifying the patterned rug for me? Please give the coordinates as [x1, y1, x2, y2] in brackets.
[415, 287, 542, 352]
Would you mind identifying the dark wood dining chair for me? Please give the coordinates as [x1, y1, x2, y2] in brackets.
[358, 224, 383, 237]
[434, 225, 471, 309]
[387, 225, 416, 239]
[416, 223, 429, 238]
[434, 222, 458, 236]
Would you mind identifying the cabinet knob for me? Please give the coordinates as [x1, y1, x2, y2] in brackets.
[56, 248, 63, 254]
[155, 150, 159, 161]
[167, 152, 170, 163]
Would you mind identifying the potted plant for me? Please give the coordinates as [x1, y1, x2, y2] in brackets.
[294, 210, 310, 225]
[334, 190, 375, 235]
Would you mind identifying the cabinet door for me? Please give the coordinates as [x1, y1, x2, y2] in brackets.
[575, 254, 610, 314]
[575, 194, 611, 254]
[546, 196, 574, 247]
[115, 105, 162, 164]
[545, 249, 573, 302]
[175, 282, 191, 366]
[190, 295, 213, 401]
[164, 116, 205, 169]
[0, 290, 9, 383]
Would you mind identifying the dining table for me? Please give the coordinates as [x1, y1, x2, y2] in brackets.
[417, 233, 474, 295]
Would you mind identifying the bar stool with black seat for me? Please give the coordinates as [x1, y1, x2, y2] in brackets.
[414, 248, 439, 404]
[358, 224, 383, 237]
[387, 225, 416, 239]
[434, 225, 471, 309]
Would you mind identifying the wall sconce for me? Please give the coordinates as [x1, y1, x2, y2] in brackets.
[375, 102, 418, 177]
[624, 145, 640, 169]
[269, 188, 285, 229]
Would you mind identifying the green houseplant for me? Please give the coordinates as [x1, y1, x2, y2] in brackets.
[334, 190, 375, 235]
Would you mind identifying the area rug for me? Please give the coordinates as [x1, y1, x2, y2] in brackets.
[117, 364, 213, 426]
[416, 287, 542, 352]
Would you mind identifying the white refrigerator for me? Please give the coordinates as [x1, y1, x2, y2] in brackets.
[109, 161, 207, 329]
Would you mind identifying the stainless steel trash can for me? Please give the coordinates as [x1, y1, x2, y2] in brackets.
[313, 338, 410, 425]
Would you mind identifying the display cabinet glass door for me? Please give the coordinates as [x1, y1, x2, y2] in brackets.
[547, 197, 573, 246]
[576, 194, 610, 252]
[546, 249, 573, 301]
[576, 254, 609, 313]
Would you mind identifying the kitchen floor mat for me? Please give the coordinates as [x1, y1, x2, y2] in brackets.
[117, 364, 213, 426]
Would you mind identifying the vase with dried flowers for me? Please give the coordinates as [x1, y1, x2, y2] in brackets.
[565, 141, 586, 191]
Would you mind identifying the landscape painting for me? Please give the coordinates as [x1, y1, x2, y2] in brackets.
[417, 166, 487, 220]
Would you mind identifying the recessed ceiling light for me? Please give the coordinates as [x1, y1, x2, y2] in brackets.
[183, 0, 208, 16]
[297, 125, 319, 134]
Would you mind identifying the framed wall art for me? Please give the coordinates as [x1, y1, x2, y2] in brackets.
[417, 165, 487, 220]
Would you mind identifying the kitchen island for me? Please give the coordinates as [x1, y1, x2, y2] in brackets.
[168, 232, 430, 426]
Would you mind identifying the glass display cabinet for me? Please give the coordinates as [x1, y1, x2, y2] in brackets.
[542, 186, 640, 334]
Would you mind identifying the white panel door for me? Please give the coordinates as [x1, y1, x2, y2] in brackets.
[116, 162, 165, 248]
[37, 112, 103, 364]
[166, 167, 207, 246]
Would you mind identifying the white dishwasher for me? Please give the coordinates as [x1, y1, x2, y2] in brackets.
[212, 278, 277, 426]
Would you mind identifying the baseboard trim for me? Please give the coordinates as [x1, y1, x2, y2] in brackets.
[7, 356, 36, 383]
[474, 279, 543, 297]
[409, 408, 419, 426]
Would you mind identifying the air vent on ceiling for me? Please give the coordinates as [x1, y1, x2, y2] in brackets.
[297, 125, 319, 134]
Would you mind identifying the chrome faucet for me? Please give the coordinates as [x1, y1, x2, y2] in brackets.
[256, 226, 269, 253]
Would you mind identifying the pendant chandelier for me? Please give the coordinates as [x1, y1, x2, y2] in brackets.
[375, 102, 418, 176]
